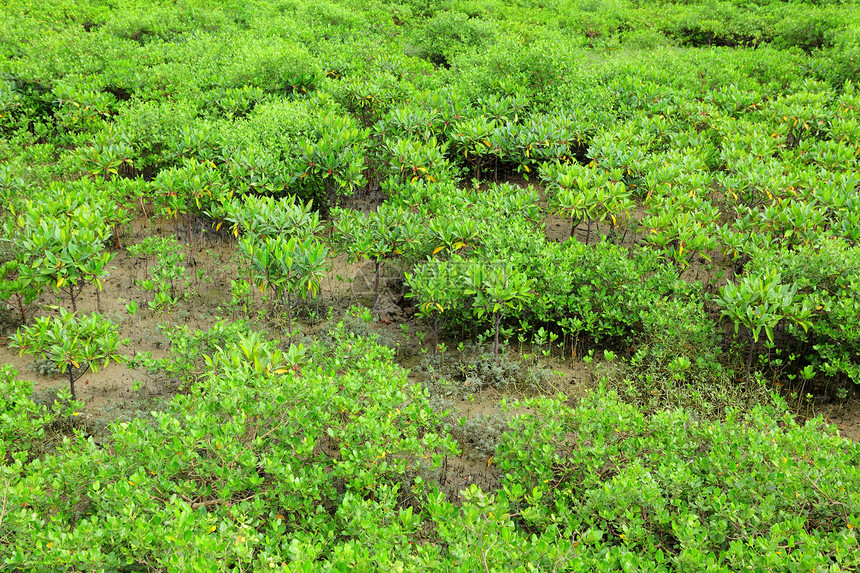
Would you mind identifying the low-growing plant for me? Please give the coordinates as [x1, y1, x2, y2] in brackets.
[10, 309, 125, 401]
[714, 270, 812, 382]
[5, 210, 115, 312]
[0, 364, 79, 464]
[238, 233, 328, 335]
[128, 236, 187, 316]
[0, 260, 40, 324]
[405, 259, 461, 355]
[461, 261, 535, 359]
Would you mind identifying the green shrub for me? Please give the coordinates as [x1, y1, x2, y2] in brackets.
[491, 390, 860, 570]
[409, 10, 497, 67]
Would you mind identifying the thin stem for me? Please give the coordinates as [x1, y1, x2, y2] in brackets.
[68, 368, 76, 401]
[15, 294, 25, 324]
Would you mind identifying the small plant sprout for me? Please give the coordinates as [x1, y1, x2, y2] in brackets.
[125, 300, 139, 317]
[10, 309, 125, 401]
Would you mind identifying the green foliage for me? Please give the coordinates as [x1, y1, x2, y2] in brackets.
[542, 161, 634, 245]
[238, 234, 328, 334]
[127, 236, 186, 314]
[295, 112, 368, 215]
[211, 193, 322, 240]
[749, 237, 860, 384]
[4, 197, 116, 312]
[0, 260, 40, 324]
[9, 308, 125, 401]
[715, 270, 812, 381]
[490, 390, 860, 571]
[409, 10, 497, 67]
[461, 260, 534, 358]
[405, 258, 459, 353]
[2, 323, 458, 570]
[3, 0, 860, 567]
[334, 205, 425, 310]
[0, 364, 78, 464]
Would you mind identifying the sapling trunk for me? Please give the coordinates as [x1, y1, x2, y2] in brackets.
[68, 368, 76, 401]
[68, 284, 77, 312]
[585, 219, 592, 246]
[15, 294, 26, 324]
[569, 217, 582, 241]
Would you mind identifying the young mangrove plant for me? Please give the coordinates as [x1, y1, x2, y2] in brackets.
[10, 309, 125, 401]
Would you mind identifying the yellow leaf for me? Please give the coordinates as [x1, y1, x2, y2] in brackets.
[216, 221, 223, 231]
[435, 303, 443, 312]
[453, 241, 465, 250]
[432, 246, 445, 255]
[487, 456, 493, 467]
[274, 368, 289, 374]
[56, 277, 64, 288]
[234, 227, 239, 238]
[128, 480, 136, 486]
[523, 164, 530, 173]
[207, 525, 216, 533]
[72, 361, 80, 369]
